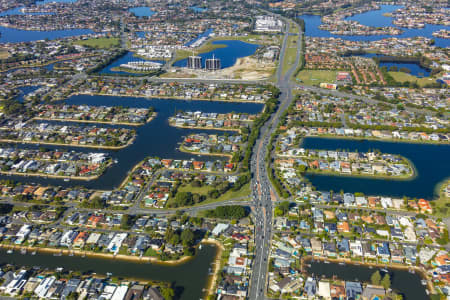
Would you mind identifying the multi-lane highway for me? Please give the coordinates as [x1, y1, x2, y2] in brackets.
[248, 17, 303, 300]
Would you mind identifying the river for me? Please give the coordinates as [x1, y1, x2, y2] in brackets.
[0, 244, 217, 300]
[301, 137, 450, 199]
[306, 260, 429, 300]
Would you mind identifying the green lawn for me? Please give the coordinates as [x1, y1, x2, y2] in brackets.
[177, 183, 214, 195]
[296, 69, 338, 85]
[388, 71, 437, 87]
[289, 21, 299, 34]
[431, 179, 450, 218]
[167, 183, 250, 208]
[73, 37, 120, 49]
[144, 248, 158, 257]
[282, 35, 298, 75]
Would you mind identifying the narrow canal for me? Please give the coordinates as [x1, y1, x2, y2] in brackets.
[306, 260, 429, 300]
[0, 244, 217, 300]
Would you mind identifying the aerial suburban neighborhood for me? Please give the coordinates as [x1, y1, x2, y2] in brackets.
[0, 0, 448, 299]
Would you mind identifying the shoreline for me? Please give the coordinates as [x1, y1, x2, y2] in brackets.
[169, 123, 242, 133]
[0, 136, 136, 150]
[72, 91, 266, 105]
[179, 146, 233, 162]
[0, 243, 195, 266]
[301, 255, 435, 294]
[0, 161, 112, 181]
[32, 111, 157, 127]
[302, 133, 450, 145]
[202, 239, 224, 299]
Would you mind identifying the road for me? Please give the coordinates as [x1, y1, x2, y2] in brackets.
[248, 16, 303, 300]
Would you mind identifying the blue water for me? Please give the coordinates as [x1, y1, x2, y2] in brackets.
[174, 40, 259, 69]
[0, 95, 263, 190]
[302, 137, 450, 199]
[300, 5, 449, 48]
[184, 28, 213, 47]
[0, 26, 93, 43]
[190, 6, 207, 13]
[129, 6, 155, 17]
[15, 85, 41, 102]
[99, 51, 164, 75]
[353, 53, 431, 77]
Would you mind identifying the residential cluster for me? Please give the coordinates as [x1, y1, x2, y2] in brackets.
[0, 147, 111, 179]
[169, 111, 255, 131]
[0, 268, 167, 300]
[276, 148, 412, 178]
[34, 104, 154, 125]
[0, 122, 136, 149]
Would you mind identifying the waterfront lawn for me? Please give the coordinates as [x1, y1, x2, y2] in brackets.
[73, 37, 120, 49]
[431, 181, 450, 218]
[282, 35, 298, 76]
[388, 71, 437, 87]
[296, 69, 337, 85]
[144, 248, 158, 257]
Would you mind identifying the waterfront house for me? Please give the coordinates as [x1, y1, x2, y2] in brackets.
[345, 281, 362, 300]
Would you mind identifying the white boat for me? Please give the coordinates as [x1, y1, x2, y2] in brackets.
[421, 280, 427, 286]
[381, 268, 389, 273]
[199, 244, 203, 250]
[20, 249, 26, 255]
[7, 249, 13, 254]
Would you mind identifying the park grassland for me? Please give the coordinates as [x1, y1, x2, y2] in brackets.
[296, 69, 338, 85]
[166, 182, 250, 208]
[388, 71, 437, 87]
[73, 37, 120, 49]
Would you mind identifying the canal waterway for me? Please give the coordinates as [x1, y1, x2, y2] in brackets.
[0, 244, 217, 300]
[0, 26, 93, 43]
[15, 85, 41, 102]
[300, 5, 449, 48]
[0, 95, 264, 190]
[173, 40, 260, 69]
[306, 260, 429, 300]
[301, 137, 450, 199]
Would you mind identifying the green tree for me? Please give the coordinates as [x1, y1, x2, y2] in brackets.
[381, 274, 391, 290]
[161, 287, 175, 300]
[370, 271, 381, 285]
[181, 228, 195, 246]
